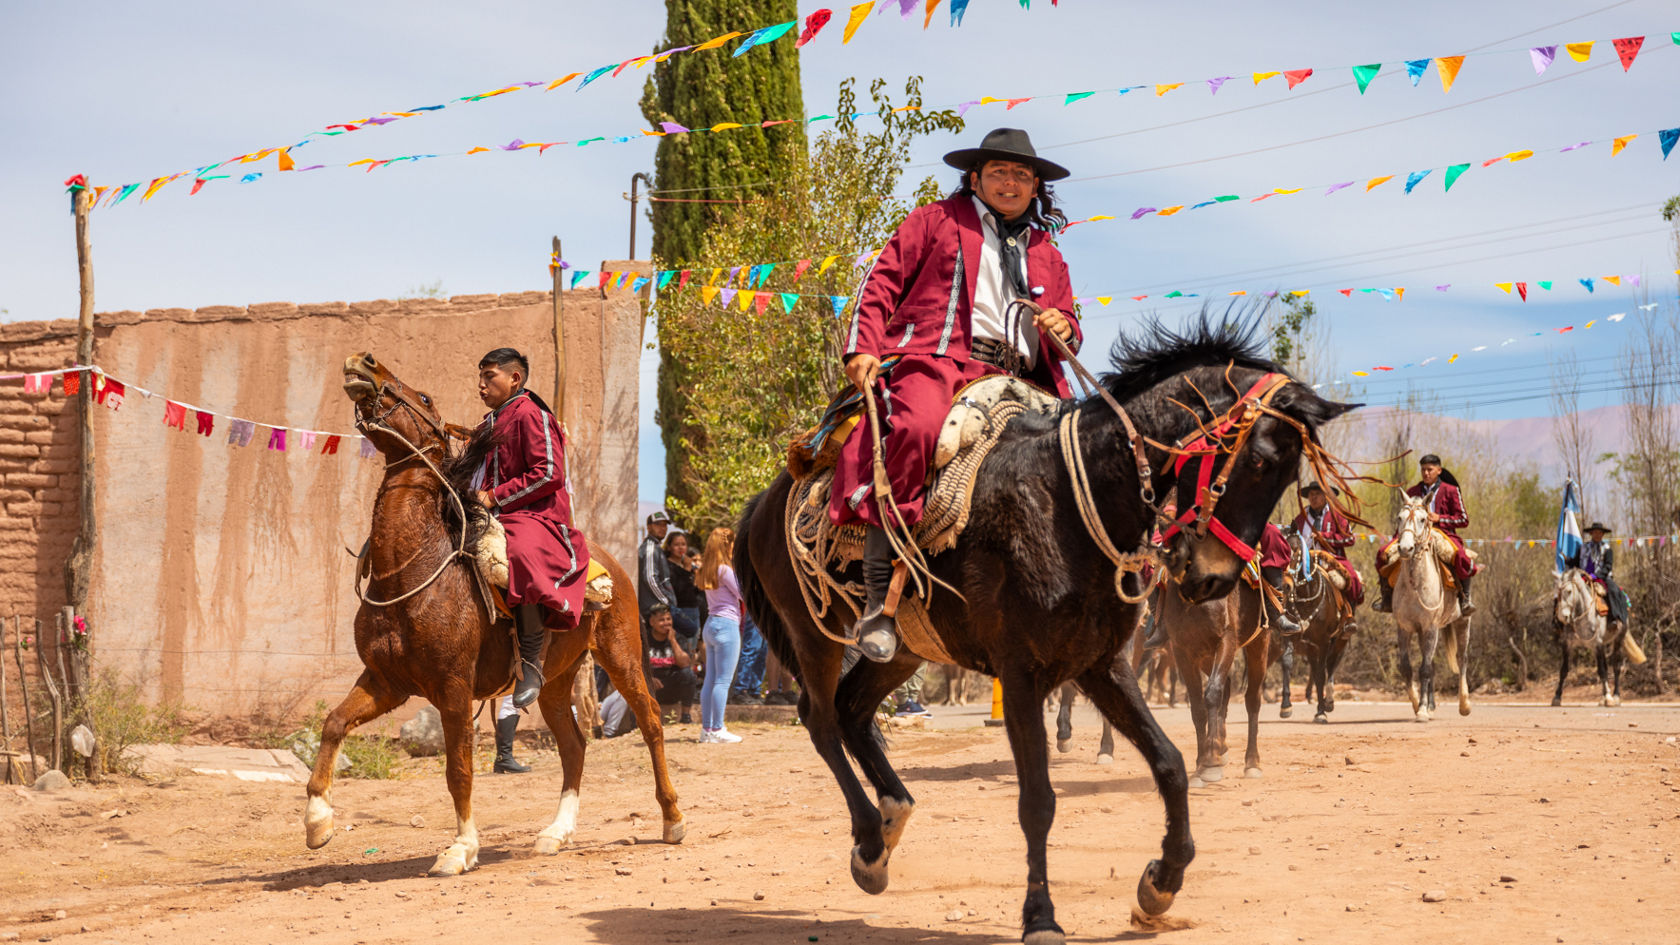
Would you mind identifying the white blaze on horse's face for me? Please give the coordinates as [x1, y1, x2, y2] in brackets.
[1396, 497, 1428, 556]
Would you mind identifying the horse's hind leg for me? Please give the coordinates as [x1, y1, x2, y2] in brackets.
[1098, 718, 1116, 765]
[1455, 621, 1471, 716]
[999, 668, 1066, 944]
[1553, 637, 1570, 707]
[834, 652, 920, 894]
[1076, 661, 1192, 918]
[592, 611, 686, 843]
[1241, 633, 1266, 777]
[1278, 640, 1295, 718]
[1055, 681, 1075, 752]
[1397, 628, 1420, 718]
[304, 671, 403, 851]
[533, 648, 590, 853]
[1417, 628, 1439, 721]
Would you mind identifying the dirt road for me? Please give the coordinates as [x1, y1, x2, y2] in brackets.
[4, 698, 1678, 944]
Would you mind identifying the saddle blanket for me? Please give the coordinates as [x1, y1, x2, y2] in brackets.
[475, 513, 613, 608]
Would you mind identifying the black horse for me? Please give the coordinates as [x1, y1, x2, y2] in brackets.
[736, 315, 1356, 944]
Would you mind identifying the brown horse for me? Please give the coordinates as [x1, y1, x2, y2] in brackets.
[738, 316, 1356, 943]
[1278, 531, 1356, 724]
[306, 353, 683, 875]
[1160, 576, 1277, 785]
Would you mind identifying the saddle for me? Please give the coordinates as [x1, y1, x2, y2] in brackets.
[785, 375, 1061, 662]
[1378, 528, 1473, 591]
[472, 513, 614, 619]
[1310, 550, 1351, 591]
[1591, 581, 1610, 617]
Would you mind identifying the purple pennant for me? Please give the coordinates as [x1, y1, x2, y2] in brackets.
[1435, 284, 1451, 291]
[1630, 275, 1641, 287]
[296, 164, 325, 172]
[359, 436, 378, 459]
[718, 288, 737, 307]
[728, 266, 741, 284]
[956, 100, 981, 117]
[1130, 207, 1157, 220]
[1324, 181, 1355, 195]
[501, 139, 525, 150]
[660, 121, 690, 134]
[1530, 45, 1557, 75]
[267, 427, 287, 452]
[1207, 76, 1231, 95]
[898, 0, 916, 16]
[520, 81, 543, 88]
[1560, 141, 1592, 152]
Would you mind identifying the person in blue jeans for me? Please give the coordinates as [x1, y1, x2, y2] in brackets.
[695, 526, 744, 743]
[732, 611, 767, 705]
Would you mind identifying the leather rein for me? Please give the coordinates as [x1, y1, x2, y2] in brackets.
[352, 382, 474, 608]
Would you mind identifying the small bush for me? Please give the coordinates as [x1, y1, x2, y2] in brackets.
[76, 675, 192, 777]
[281, 701, 401, 780]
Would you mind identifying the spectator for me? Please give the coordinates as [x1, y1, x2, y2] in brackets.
[644, 604, 698, 724]
[665, 530, 705, 644]
[491, 696, 529, 773]
[893, 663, 931, 718]
[694, 526, 744, 744]
[763, 651, 798, 705]
[638, 510, 677, 618]
[732, 611, 768, 705]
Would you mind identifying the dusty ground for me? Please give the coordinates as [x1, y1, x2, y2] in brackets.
[4, 692, 1678, 945]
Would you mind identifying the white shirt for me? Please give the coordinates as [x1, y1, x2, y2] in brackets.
[970, 196, 1037, 368]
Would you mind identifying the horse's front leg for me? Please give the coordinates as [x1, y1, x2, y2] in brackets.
[1076, 660, 1192, 918]
[1455, 620, 1472, 716]
[1596, 642, 1613, 707]
[1396, 627, 1419, 718]
[1553, 634, 1570, 706]
[1200, 635, 1237, 781]
[1055, 682, 1075, 752]
[1278, 640, 1295, 719]
[1241, 632, 1266, 777]
[304, 671, 403, 850]
[1417, 627, 1439, 722]
[1172, 646, 1211, 785]
[1312, 643, 1331, 723]
[429, 688, 481, 875]
[1000, 670, 1064, 945]
[834, 651, 920, 893]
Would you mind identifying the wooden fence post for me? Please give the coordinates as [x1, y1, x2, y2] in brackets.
[14, 619, 40, 779]
[64, 181, 97, 621]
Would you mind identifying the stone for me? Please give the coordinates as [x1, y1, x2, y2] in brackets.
[945, 909, 963, 922]
[753, 891, 766, 901]
[1421, 890, 1447, 903]
[32, 769, 71, 792]
[1499, 874, 1517, 883]
[410, 815, 425, 829]
[400, 707, 445, 757]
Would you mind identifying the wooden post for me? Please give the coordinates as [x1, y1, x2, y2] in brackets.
[36, 619, 62, 773]
[13, 620, 39, 780]
[64, 182, 97, 618]
[0, 617, 10, 763]
[551, 236, 567, 425]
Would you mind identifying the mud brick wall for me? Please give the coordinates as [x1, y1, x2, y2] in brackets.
[0, 269, 644, 721]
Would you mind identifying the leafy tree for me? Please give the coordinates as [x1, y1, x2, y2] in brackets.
[652, 78, 963, 530]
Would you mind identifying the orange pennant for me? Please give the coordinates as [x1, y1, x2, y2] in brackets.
[1365, 175, 1394, 191]
[277, 148, 295, 171]
[1436, 55, 1464, 93]
[1611, 134, 1636, 156]
[1154, 83, 1183, 96]
[693, 31, 744, 51]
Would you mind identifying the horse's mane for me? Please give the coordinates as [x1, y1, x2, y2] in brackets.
[441, 423, 499, 547]
[1097, 303, 1283, 403]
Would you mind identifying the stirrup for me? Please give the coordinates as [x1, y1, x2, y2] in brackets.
[512, 658, 545, 708]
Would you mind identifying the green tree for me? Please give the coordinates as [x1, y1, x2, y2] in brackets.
[653, 78, 963, 530]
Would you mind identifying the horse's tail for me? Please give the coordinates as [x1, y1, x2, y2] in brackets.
[736, 487, 801, 680]
[1445, 619, 1464, 675]
[1622, 628, 1648, 665]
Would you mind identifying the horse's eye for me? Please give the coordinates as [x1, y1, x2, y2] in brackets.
[420, 394, 431, 406]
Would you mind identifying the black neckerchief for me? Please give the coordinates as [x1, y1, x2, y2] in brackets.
[979, 198, 1033, 300]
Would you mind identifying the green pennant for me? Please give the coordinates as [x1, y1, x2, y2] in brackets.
[1443, 162, 1470, 192]
[1352, 63, 1381, 94]
[1538, 281, 1553, 290]
[1064, 91, 1096, 105]
[656, 271, 676, 289]
[780, 293, 799, 313]
[1164, 290, 1184, 298]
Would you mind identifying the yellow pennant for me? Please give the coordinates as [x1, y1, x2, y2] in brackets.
[711, 122, 744, 132]
[1365, 175, 1394, 191]
[843, 2, 871, 44]
[1448, 353, 1460, 364]
[1290, 290, 1309, 296]
[1252, 71, 1280, 85]
[1611, 134, 1636, 156]
[1585, 320, 1597, 329]
[348, 158, 377, 167]
[1495, 282, 1513, 294]
[1395, 287, 1406, 301]
[1154, 83, 1183, 97]
[1436, 55, 1465, 93]
[1087, 214, 1115, 222]
[1274, 187, 1302, 195]
[1566, 41, 1594, 62]
[700, 286, 719, 305]
[737, 289, 754, 312]
[140, 175, 175, 202]
[546, 72, 581, 90]
[818, 254, 841, 275]
[1352, 370, 1370, 377]
[1505, 149, 1534, 162]
[1604, 275, 1622, 286]
[1229, 290, 1247, 296]
[467, 147, 490, 154]
[693, 31, 744, 51]
[1095, 296, 1112, 306]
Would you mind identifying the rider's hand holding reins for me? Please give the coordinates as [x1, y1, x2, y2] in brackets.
[1018, 300, 1074, 343]
[476, 490, 495, 509]
[846, 353, 881, 393]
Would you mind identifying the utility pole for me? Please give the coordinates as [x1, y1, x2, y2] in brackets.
[65, 179, 96, 619]
[550, 236, 566, 424]
[628, 172, 653, 259]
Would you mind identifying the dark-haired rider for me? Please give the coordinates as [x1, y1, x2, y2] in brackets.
[1372, 453, 1477, 616]
[473, 348, 590, 710]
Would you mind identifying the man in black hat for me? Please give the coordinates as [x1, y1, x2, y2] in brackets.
[830, 128, 1085, 662]
[638, 509, 678, 620]
[1565, 522, 1629, 626]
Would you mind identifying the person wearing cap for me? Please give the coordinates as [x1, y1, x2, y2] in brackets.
[1373, 454, 1479, 615]
[1290, 482, 1364, 610]
[1565, 522, 1629, 626]
[831, 127, 1084, 663]
[473, 347, 590, 710]
[638, 509, 678, 622]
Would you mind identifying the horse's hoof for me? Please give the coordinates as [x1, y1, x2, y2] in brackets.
[1096, 753, 1115, 766]
[1244, 767, 1262, 779]
[428, 845, 477, 876]
[1551, 697, 1563, 707]
[1198, 766, 1224, 784]
[1415, 711, 1431, 723]
[533, 834, 566, 856]
[1314, 713, 1328, 725]
[1278, 706, 1293, 719]
[304, 797, 334, 850]
[1187, 776, 1205, 789]
[850, 845, 890, 895]
[1023, 927, 1066, 945]
[1458, 700, 1472, 717]
[663, 819, 687, 844]
[1136, 860, 1177, 916]
[1056, 738, 1071, 753]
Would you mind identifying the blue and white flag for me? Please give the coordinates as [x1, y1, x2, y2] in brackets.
[1555, 479, 1583, 576]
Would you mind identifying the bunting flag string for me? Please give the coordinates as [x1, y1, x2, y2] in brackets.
[85, 30, 1674, 208]
[1346, 530, 1680, 549]
[2, 364, 369, 456]
[1071, 270, 1655, 307]
[1319, 305, 1656, 382]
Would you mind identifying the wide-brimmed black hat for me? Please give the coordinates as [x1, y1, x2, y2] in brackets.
[943, 128, 1069, 182]
[1585, 522, 1612, 534]
[1300, 481, 1340, 497]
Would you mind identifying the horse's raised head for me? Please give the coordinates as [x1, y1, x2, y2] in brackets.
[342, 352, 451, 458]
[1106, 309, 1358, 602]
[1395, 494, 1429, 557]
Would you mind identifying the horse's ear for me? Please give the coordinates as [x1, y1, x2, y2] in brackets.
[445, 423, 473, 440]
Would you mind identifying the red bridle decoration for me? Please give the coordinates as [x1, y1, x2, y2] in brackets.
[1156, 372, 1292, 562]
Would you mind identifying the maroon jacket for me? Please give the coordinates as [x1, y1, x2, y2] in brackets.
[1291, 505, 1356, 561]
[844, 195, 1081, 397]
[480, 390, 589, 629]
[1406, 480, 1469, 536]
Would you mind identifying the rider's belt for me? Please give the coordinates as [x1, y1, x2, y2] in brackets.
[969, 337, 1031, 375]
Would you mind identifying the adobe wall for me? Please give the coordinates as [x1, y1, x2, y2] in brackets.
[0, 267, 646, 720]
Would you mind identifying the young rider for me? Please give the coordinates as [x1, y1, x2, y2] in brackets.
[1289, 481, 1365, 612]
[1373, 454, 1477, 616]
[833, 128, 1083, 662]
[474, 348, 589, 708]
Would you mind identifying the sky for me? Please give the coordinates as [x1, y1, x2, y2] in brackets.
[3, 0, 1676, 505]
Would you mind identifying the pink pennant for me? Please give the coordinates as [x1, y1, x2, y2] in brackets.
[1283, 68, 1313, 89]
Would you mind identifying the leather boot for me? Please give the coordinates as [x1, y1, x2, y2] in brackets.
[1457, 573, 1476, 617]
[512, 603, 547, 708]
[1372, 577, 1394, 613]
[1262, 568, 1303, 637]
[855, 527, 899, 663]
[491, 713, 529, 774]
[1141, 612, 1167, 650]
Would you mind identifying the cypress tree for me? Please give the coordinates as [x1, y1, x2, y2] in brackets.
[639, 0, 806, 515]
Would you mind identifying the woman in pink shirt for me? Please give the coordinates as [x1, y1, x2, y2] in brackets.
[694, 527, 744, 743]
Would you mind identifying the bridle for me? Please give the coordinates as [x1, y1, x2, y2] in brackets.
[352, 380, 473, 608]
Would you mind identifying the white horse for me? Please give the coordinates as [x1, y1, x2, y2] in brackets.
[1552, 568, 1639, 707]
[1390, 495, 1471, 722]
